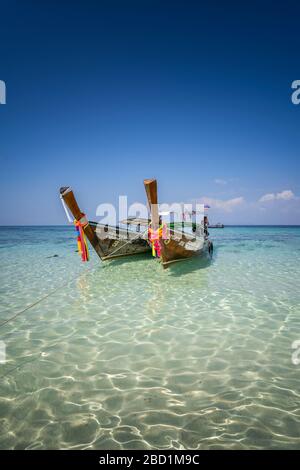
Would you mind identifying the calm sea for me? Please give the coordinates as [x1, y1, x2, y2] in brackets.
[0, 225, 299, 449]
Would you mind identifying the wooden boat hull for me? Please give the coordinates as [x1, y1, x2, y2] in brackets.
[159, 230, 211, 267]
[89, 222, 151, 260]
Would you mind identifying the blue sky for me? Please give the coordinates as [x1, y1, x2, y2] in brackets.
[0, 0, 299, 224]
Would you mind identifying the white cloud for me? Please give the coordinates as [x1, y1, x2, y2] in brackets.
[200, 196, 245, 212]
[277, 190, 295, 200]
[259, 193, 276, 202]
[214, 178, 227, 185]
[259, 190, 296, 203]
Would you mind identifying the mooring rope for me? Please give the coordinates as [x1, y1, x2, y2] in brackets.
[0, 264, 97, 329]
[0, 228, 150, 379]
[0, 352, 45, 379]
[0, 228, 149, 329]
[0, 263, 101, 380]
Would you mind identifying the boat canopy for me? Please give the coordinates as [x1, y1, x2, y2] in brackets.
[120, 217, 150, 226]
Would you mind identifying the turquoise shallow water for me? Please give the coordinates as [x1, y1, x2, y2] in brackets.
[0, 225, 300, 449]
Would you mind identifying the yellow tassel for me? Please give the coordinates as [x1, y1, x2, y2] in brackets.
[83, 231, 89, 261]
[152, 242, 156, 257]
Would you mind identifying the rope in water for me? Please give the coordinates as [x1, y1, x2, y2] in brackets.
[0, 227, 149, 329]
[0, 352, 45, 379]
[0, 262, 102, 381]
[0, 264, 97, 329]
[0, 264, 100, 378]
[0, 227, 150, 377]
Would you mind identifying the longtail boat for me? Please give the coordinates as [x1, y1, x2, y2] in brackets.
[60, 187, 151, 261]
[208, 223, 224, 228]
[144, 179, 213, 268]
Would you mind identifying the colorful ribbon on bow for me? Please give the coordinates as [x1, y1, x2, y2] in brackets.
[74, 219, 89, 262]
[148, 223, 168, 257]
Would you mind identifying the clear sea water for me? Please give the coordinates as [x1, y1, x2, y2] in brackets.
[0, 225, 300, 450]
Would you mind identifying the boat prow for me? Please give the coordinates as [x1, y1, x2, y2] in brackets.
[59, 186, 151, 262]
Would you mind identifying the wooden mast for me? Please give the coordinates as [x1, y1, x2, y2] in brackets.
[143, 179, 159, 230]
[59, 186, 105, 259]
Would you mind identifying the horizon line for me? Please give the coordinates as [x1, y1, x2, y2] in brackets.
[0, 224, 300, 228]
